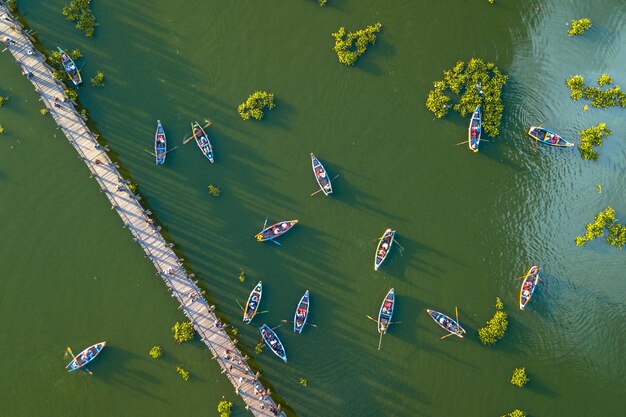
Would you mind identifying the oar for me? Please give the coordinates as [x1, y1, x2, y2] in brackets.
[271, 324, 283, 331]
[366, 315, 378, 323]
[394, 239, 405, 251]
[377, 332, 384, 350]
[163, 146, 178, 155]
[310, 174, 339, 196]
[440, 333, 454, 340]
[257, 310, 269, 315]
[389, 321, 402, 325]
[455, 140, 469, 146]
[263, 218, 268, 229]
[236, 299, 244, 311]
[269, 239, 282, 247]
[144, 149, 156, 157]
[182, 134, 194, 145]
[67, 347, 92, 375]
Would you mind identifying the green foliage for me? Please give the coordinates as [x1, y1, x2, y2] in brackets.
[488, 0, 494, 3]
[426, 58, 507, 136]
[511, 367, 529, 388]
[238, 91, 275, 120]
[40, 108, 48, 116]
[208, 184, 221, 196]
[0, 96, 8, 107]
[574, 207, 626, 249]
[238, 269, 246, 282]
[569, 18, 592, 36]
[127, 183, 137, 193]
[70, 49, 82, 60]
[255, 342, 265, 354]
[172, 321, 195, 343]
[7, 0, 17, 13]
[478, 297, 508, 345]
[65, 88, 78, 102]
[0, 125, 5, 135]
[176, 364, 190, 381]
[47, 51, 62, 66]
[53, 70, 68, 81]
[79, 108, 89, 120]
[230, 327, 238, 337]
[149, 346, 162, 359]
[217, 400, 233, 417]
[90, 71, 105, 86]
[501, 410, 526, 417]
[566, 74, 626, 108]
[299, 377, 308, 387]
[331, 22, 382, 66]
[578, 123, 612, 161]
[319, 0, 327, 5]
[62, 0, 97, 38]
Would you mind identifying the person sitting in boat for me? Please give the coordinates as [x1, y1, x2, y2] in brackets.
[380, 322, 387, 332]
[316, 168, 325, 178]
[551, 134, 559, 144]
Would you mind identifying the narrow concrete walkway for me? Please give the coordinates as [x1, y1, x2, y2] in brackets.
[0, 4, 283, 416]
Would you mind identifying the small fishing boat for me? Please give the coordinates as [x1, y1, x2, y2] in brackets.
[293, 290, 310, 333]
[426, 309, 466, 338]
[243, 281, 262, 323]
[259, 324, 287, 362]
[311, 153, 333, 196]
[519, 266, 540, 310]
[468, 105, 481, 153]
[528, 127, 574, 147]
[378, 288, 395, 334]
[374, 228, 396, 271]
[66, 341, 106, 372]
[191, 121, 214, 162]
[57, 47, 82, 86]
[154, 120, 167, 165]
[255, 220, 298, 242]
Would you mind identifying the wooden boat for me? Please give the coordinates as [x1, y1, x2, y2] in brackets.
[191, 121, 214, 162]
[259, 324, 287, 362]
[426, 309, 466, 338]
[154, 120, 167, 165]
[378, 288, 395, 334]
[293, 290, 310, 333]
[468, 105, 481, 153]
[66, 341, 106, 372]
[528, 126, 574, 147]
[255, 220, 298, 242]
[519, 266, 540, 310]
[243, 281, 262, 324]
[57, 47, 82, 86]
[311, 153, 333, 196]
[374, 228, 395, 270]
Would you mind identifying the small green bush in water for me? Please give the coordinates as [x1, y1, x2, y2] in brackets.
[176, 364, 190, 381]
[62, 0, 97, 38]
[65, 88, 78, 102]
[426, 58, 508, 136]
[255, 342, 265, 354]
[217, 400, 233, 417]
[70, 49, 82, 60]
[91, 71, 104, 86]
[299, 377, 308, 387]
[172, 321, 194, 343]
[511, 367, 529, 388]
[7, 0, 17, 13]
[0, 125, 5, 135]
[478, 297, 508, 345]
[578, 123, 612, 161]
[238, 269, 246, 282]
[208, 184, 221, 197]
[575, 206, 626, 249]
[0, 96, 8, 107]
[502, 410, 526, 417]
[230, 327, 238, 336]
[48, 51, 62, 66]
[149, 346, 162, 359]
[53, 70, 68, 81]
[80, 108, 89, 121]
[40, 108, 48, 116]
[568, 18, 591, 36]
[238, 91, 275, 120]
[566, 74, 626, 108]
[331, 22, 382, 66]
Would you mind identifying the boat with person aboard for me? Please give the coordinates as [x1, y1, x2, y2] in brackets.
[519, 266, 540, 310]
[259, 324, 287, 362]
[426, 309, 466, 338]
[255, 220, 298, 242]
[468, 105, 481, 153]
[243, 281, 262, 323]
[66, 341, 106, 372]
[57, 47, 82, 86]
[528, 126, 574, 147]
[378, 288, 395, 334]
[374, 229, 396, 270]
[311, 153, 333, 196]
[154, 120, 167, 165]
[191, 121, 214, 162]
[293, 290, 310, 333]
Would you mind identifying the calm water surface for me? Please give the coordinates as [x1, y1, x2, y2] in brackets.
[1, 1, 624, 416]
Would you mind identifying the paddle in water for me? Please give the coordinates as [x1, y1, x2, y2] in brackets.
[310, 174, 339, 196]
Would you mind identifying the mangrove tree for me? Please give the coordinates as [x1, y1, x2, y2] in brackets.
[331, 22, 382, 66]
[62, 0, 97, 38]
[578, 123, 612, 161]
[238, 91, 275, 121]
[478, 297, 508, 345]
[566, 74, 626, 108]
[575, 207, 626, 249]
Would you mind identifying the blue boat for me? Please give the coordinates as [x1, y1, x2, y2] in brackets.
[57, 47, 82, 86]
[154, 120, 167, 165]
[311, 153, 333, 196]
[528, 126, 574, 147]
[293, 290, 310, 334]
[468, 105, 481, 153]
[243, 281, 262, 324]
[191, 121, 214, 162]
[378, 288, 395, 334]
[427, 309, 466, 338]
[66, 341, 106, 372]
[259, 324, 287, 362]
[374, 229, 396, 271]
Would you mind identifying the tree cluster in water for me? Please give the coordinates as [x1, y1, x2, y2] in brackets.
[331, 22, 382, 66]
[62, 0, 97, 38]
[426, 59, 507, 137]
[577, 123, 612, 161]
[575, 207, 626, 249]
[91, 71, 105, 86]
[171, 321, 195, 343]
[176, 364, 190, 381]
[501, 410, 526, 417]
[238, 91, 275, 121]
[217, 400, 233, 417]
[478, 297, 508, 345]
[568, 18, 592, 36]
[566, 74, 626, 108]
[510, 367, 529, 388]
[149, 345, 162, 359]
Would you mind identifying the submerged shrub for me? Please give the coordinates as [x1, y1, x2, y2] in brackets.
[574, 206, 626, 249]
[217, 400, 233, 417]
[331, 22, 382, 66]
[172, 321, 194, 343]
[569, 18, 592, 36]
[0, 124, 5, 135]
[0, 96, 8, 107]
[176, 364, 190, 381]
[426, 58, 507, 136]
[511, 367, 529, 388]
[566, 74, 626, 108]
[478, 297, 508, 345]
[149, 346, 162, 359]
[90, 71, 105, 86]
[65, 88, 78, 102]
[501, 410, 527, 417]
[577, 123, 612, 161]
[208, 184, 221, 197]
[62, 0, 97, 37]
[238, 91, 275, 120]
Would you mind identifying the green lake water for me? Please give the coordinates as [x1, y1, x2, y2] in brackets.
[1, 1, 625, 416]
